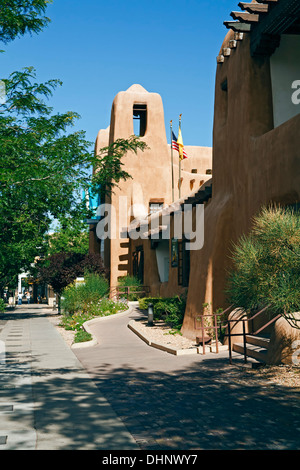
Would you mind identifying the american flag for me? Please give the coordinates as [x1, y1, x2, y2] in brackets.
[172, 131, 188, 159]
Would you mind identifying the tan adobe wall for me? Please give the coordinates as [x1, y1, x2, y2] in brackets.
[181, 32, 300, 340]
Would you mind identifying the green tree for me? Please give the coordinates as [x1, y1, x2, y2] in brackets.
[0, 0, 51, 44]
[35, 251, 108, 312]
[0, 66, 92, 291]
[0, 67, 147, 291]
[47, 216, 89, 257]
[0, 2, 148, 292]
[91, 135, 148, 200]
[226, 206, 300, 324]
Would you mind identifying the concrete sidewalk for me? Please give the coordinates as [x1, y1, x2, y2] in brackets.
[0, 304, 138, 450]
[0, 303, 299, 451]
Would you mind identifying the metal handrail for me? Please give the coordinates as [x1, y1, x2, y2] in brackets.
[223, 304, 282, 364]
[110, 285, 150, 300]
[194, 314, 220, 355]
[194, 305, 235, 355]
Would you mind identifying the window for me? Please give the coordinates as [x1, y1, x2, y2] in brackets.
[220, 78, 228, 125]
[178, 240, 190, 287]
[133, 104, 147, 137]
[133, 246, 144, 284]
[149, 203, 163, 214]
[149, 198, 164, 215]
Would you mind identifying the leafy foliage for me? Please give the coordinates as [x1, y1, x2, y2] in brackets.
[0, 66, 146, 290]
[139, 295, 187, 331]
[0, 1, 147, 292]
[117, 275, 144, 300]
[61, 273, 109, 316]
[0, 298, 6, 312]
[60, 273, 128, 343]
[226, 206, 300, 320]
[47, 217, 89, 256]
[91, 136, 148, 199]
[36, 252, 107, 295]
[0, 67, 92, 290]
[0, 0, 51, 44]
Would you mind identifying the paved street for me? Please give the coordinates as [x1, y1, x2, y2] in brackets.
[74, 304, 300, 451]
[0, 303, 299, 450]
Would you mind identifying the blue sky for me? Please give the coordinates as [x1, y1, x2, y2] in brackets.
[1, 0, 239, 148]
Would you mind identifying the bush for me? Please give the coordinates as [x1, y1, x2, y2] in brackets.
[139, 297, 163, 310]
[62, 273, 109, 315]
[60, 292, 128, 343]
[0, 299, 5, 313]
[74, 330, 92, 343]
[118, 275, 144, 300]
[139, 295, 186, 331]
[226, 206, 300, 320]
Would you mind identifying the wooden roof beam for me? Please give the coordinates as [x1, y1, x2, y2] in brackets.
[238, 2, 269, 14]
[255, 0, 279, 4]
[224, 21, 251, 33]
[251, 0, 300, 56]
[230, 11, 260, 23]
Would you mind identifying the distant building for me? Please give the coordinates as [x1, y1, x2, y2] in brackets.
[90, 84, 212, 292]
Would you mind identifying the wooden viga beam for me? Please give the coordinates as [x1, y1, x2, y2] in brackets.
[238, 2, 269, 14]
[255, 0, 279, 4]
[223, 21, 251, 33]
[230, 11, 260, 23]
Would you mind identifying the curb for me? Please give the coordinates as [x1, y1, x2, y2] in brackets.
[128, 320, 198, 356]
[128, 320, 229, 357]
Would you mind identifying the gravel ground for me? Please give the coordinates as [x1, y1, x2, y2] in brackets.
[48, 314, 75, 347]
[132, 318, 199, 350]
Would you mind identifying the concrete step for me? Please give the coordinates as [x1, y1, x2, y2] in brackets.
[231, 351, 263, 369]
[233, 341, 268, 363]
[245, 334, 270, 349]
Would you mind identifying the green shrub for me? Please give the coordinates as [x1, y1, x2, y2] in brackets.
[118, 275, 141, 288]
[74, 330, 92, 343]
[118, 275, 144, 300]
[60, 273, 129, 343]
[59, 295, 128, 343]
[139, 295, 186, 330]
[0, 299, 5, 313]
[61, 284, 82, 316]
[62, 272, 109, 315]
[139, 297, 164, 310]
[226, 206, 300, 320]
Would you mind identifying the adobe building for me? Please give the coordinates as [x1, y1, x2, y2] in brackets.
[181, 0, 300, 339]
[91, 84, 212, 290]
[90, 1, 300, 362]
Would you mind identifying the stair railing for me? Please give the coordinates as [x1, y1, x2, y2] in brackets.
[224, 304, 283, 364]
[194, 304, 234, 355]
[223, 313, 248, 365]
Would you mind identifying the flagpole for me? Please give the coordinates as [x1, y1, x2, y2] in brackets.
[179, 114, 182, 199]
[170, 120, 175, 203]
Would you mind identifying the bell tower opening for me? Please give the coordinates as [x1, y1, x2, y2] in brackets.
[133, 104, 147, 137]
